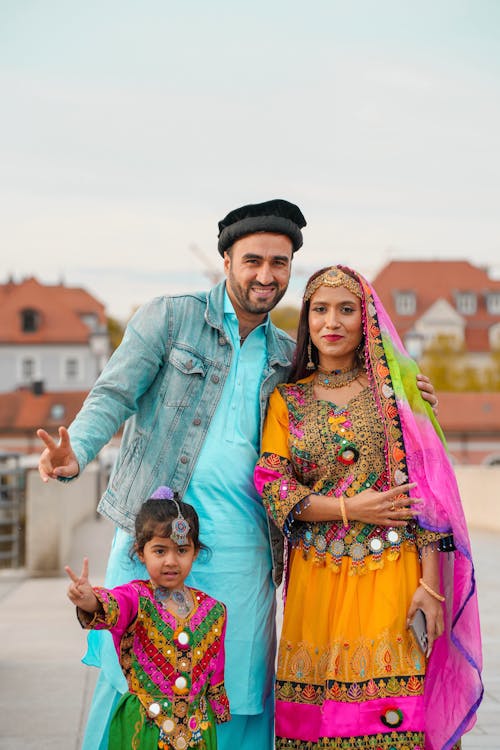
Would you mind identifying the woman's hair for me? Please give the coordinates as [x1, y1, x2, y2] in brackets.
[133, 494, 208, 556]
[290, 266, 331, 381]
[290, 265, 365, 382]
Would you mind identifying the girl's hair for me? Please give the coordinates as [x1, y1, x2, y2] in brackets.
[133, 494, 208, 556]
[290, 265, 364, 382]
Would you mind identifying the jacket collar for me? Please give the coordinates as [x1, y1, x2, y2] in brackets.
[205, 281, 292, 367]
[205, 280, 228, 332]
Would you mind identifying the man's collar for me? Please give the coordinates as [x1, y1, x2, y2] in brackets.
[223, 286, 269, 331]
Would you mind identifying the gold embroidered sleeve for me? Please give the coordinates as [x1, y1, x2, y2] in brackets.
[76, 586, 120, 629]
[414, 526, 455, 552]
[206, 681, 231, 724]
[255, 388, 312, 534]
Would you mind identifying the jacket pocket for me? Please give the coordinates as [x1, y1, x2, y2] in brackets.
[163, 346, 209, 407]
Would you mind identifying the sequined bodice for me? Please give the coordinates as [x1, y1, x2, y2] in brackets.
[280, 381, 417, 565]
[287, 383, 387, 494]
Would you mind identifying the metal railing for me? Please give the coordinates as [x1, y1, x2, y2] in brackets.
[0, 453, 25, 568]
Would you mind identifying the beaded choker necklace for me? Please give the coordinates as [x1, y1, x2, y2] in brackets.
[154, 586, 193, 617]
[316, 364, 361, 389]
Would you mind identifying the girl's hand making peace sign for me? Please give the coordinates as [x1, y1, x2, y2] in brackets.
[64, 557, 99, 613]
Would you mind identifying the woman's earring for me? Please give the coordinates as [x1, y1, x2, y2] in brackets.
[306, 338, 316, 370]
[356, 338, 366, 368]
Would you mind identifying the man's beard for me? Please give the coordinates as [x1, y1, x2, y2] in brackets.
[228, 272, 288, 315]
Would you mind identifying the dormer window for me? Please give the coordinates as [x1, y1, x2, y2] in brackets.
[80, 313, 99, 331]
[21, 308, 40, 332]
[455, 292, 477, 315]
[50, 403, 65, 420]
[486, 292, 500, 315]
[395, 291, 416, 316]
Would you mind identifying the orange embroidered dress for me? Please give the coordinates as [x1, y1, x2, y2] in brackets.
[255, 378, 452, 750]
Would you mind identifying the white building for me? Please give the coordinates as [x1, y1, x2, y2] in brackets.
[0, 277, 110, 393]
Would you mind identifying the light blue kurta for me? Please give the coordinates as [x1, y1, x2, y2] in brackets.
[184, 291, 275, 714]
[82, 292, 275, 748]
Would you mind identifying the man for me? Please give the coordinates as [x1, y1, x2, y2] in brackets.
[38, 199, 437, 750]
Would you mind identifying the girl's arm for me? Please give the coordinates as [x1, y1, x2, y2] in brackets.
[65, 557, 138, 632]
[206, 605, 231, 724]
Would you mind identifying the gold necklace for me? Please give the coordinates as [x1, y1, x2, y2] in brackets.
[316, 364, 361, 389]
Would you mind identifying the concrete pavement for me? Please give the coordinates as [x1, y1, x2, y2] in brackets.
[0, 515, 114, 750]
[0, 522, 497, 749]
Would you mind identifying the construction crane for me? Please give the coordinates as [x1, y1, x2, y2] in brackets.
[189, 243, 224, 285]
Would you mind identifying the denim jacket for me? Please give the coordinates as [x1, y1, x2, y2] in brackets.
[68, 281, 293, 585]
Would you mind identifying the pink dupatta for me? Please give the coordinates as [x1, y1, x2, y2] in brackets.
[350, 266, 483, 749]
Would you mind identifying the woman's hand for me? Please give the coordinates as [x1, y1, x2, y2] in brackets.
[407, 584, 444, 657]
[346, 483, 421, 527]
[293, 482, 421, 524]
[65, 557, 99, 613]
[416, 374, 439, 415]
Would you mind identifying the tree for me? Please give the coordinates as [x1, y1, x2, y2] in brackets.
[107, 316, 125, 352]
[420, 335, 466, 392]
[270, 305, 300, 337]
[420, 334, 500, 392]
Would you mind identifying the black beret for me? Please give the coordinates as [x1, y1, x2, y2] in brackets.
[217, 198, 306, 256]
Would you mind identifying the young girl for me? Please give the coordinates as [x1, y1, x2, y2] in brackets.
[66, 486, 231, 750]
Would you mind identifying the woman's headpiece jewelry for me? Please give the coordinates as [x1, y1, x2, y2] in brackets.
[304, 267, 362, 301]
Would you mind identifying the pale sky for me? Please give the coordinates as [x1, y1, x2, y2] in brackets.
[1, 0, 499, 320]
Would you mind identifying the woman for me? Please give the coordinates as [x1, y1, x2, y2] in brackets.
[254, 266, 482, 750]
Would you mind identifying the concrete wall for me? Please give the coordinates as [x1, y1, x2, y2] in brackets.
[455, 466, 500, 533]
[25, 465, 101, 575]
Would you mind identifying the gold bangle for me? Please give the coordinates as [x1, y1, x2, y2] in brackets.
[339, 495, 349, 528]
[419, 577, 445, 602]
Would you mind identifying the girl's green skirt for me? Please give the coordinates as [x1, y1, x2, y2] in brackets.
[108, 692, 218, 750]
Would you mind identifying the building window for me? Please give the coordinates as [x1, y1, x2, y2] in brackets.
[455, 292, 477, 315]
[21, 308, 40, 332]
[50, 404, 65, 420]
[80, 313, 99, 331]
[395, 291, 416, 316]
[65, 358, 79, 381]
[21, 358, 36, 381]
[486, 292, 500, 315]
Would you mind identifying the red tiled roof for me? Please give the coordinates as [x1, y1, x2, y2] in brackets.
[0, 390, 88, 432]
[0, 277, 107, 344]
[372, 261, 500, 352]
[437, 392, 500, 434]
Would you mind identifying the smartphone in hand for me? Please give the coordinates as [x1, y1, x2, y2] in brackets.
[409, 608, 428, 654]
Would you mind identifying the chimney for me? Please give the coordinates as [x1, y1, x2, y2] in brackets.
[32, 380, 44, 396]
